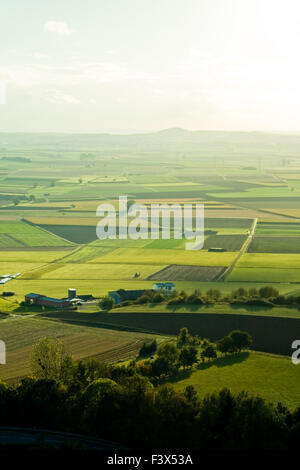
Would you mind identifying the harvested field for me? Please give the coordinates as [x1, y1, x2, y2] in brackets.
[26, 217, 97, 226]
[204, 234, 247, 251]
[0, 316, 167, 383]
[147, 264, 226, 281]
[37, 224, 97, 244]
[204, 218, 253, 229]
[248, 236, 300, 253]
[39, 310, 300, 356]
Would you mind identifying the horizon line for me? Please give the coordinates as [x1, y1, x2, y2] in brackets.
[0, 127, 299, 136]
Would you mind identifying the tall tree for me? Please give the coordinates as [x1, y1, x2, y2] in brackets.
[31, 337, 73, 383]
[179, 346, 198, 368]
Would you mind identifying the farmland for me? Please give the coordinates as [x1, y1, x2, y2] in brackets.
[148, 264, 226, 281]
[0, 316, 168, 383]
[1, 130, 300, 386]
[1, 132, 300, 301]
[228, 267, 300, 283]
[204, 234, 247, 251]
[248, 236, 300, 253]
[0, 221, 73, 247]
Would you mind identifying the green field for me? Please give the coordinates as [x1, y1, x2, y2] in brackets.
[255, 222, 300, 235]
[171, 352, 300, 409]
[2, 130, 300, 391]
[229, 252, 300, 283]
[237, 253, 300, 268]
[0, 221, 73, 247]
[228, 267, 300, 282]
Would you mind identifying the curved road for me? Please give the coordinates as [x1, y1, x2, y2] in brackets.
[0, 426, 127, 450]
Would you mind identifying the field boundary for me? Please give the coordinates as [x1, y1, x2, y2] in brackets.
[38, 310, 300, 356]
[22, 218, 75, 247]
[217, 217, 257, 281]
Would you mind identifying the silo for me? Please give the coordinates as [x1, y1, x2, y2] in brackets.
[68, 288, 76, 299]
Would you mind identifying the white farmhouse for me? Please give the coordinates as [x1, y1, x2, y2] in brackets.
[152, 282, 175, 293]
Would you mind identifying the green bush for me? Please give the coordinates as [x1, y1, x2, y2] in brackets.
[139, 340, 157, 357]
[152, 292, 165, 303]
[99, 296, 115, 310]
[168, 295, 186, 305]
[136, 295, 151, 304]
[259, 286, 279, 298]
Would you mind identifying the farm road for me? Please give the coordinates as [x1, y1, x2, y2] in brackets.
[217, 217, 257, 281]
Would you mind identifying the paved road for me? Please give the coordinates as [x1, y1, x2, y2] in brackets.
[0, 427, 127, 450]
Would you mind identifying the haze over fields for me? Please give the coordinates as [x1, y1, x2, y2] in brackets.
[1, 0, 300, 133]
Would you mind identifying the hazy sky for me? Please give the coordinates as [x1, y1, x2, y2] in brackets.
[1, 0, 300, 133]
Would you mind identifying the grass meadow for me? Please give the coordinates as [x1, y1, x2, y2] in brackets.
[171, 352, 300, 410]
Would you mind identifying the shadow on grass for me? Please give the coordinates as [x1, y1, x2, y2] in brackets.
[229, 303, 273, 312]
[165, 303, 206, 313]
[198, 352, 250, 370]
[14, 305, 59, 313]
[156, 352, 250, 386]
[157, 368, 194, 385]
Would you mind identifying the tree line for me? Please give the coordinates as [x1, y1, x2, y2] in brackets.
[100, 285, 300, 310]
[2, 328, 297, 451]
[137, 328, 252, 378]
[0, 336, 297, 450]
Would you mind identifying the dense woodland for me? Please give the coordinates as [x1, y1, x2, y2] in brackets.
[0, 332, 298, 450]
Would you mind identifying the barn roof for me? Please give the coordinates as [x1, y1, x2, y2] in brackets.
[25, 293, 68, 304]
[109, 289, 146, 301]
[25, 293, 42, 299]
[41, 296, 67, 304]
[153, 282, 175, 287]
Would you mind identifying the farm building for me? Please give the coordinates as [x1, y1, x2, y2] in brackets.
[25, 289, 94, 308]
[25, 293, 70, 309]
[64, 288, 94, 304]
[152, 282, 176, 292]
[109, 289, 146, 304]
[77, 294, 94, 301]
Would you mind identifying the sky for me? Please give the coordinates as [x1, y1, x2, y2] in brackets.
[0, 0, 300, 133]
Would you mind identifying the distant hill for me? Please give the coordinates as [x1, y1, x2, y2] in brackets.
[0, 129, 300, 157]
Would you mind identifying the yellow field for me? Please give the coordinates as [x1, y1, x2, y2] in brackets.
[38, 263, 166, 280]
[90, 247, 236, 266]
[0, 250, 73, 263]
[261, 208, 300, 219]
[0, 262, 47, 276]
[143, 182, 202, 187]
[59, 176, 128, 183]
